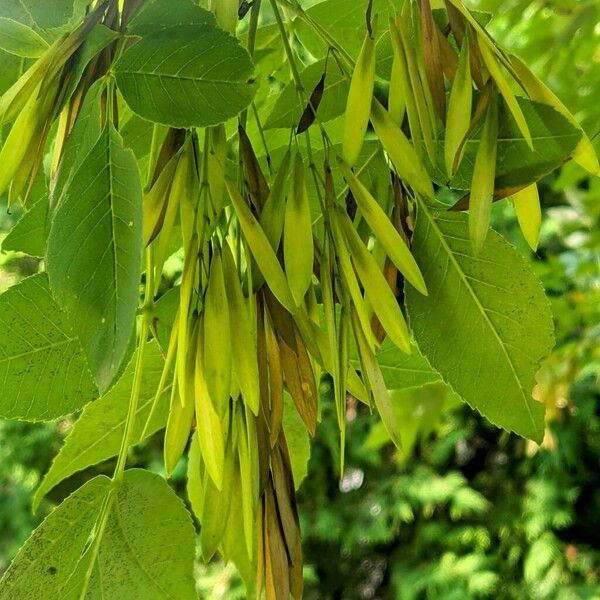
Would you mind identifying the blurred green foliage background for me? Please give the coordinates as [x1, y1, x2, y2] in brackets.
[1, 0, 599, 598]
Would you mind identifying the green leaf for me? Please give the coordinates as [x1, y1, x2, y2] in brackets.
[1, 470, 197, 599]
[436, 98, 581, 192]
[120, 113, 155, 160]
[0, 17, 49, 58]
[0, 50, 22, 95]
[265, 59, 349, 130]
[0, 0, 74, 30]
[368, 338, 442, 390]
[295, 0, 396, 64]
[127, 0, 216, 36]
[0, 475, 111, 600]
[405, 207, 554, 442]
[47, 122, 143, 392]
[114, 24, 256, 128]
[79, 470, 197, 599]
[33, 341, 171, 510]
[2, 196, 48, 257]
[0, 274, 97, 421]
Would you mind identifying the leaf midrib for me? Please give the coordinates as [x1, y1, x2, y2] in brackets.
[106, 128, 120, 367]
[119, 71, 250, 86]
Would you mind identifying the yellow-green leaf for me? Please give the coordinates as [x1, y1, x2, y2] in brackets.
[143, 156, 177, 246]
[478, 38, 532, 149]
[335, 208, 411, 354]
[370, 99, 435, 200]
[394, 11, 436, 162]
[200, 439, 235, 561]
[195, 317, 226, 490]
[342, 29, 376, 166]
[469, 94, 498, 254]
[284, 153, 314, 306]
[509, 54, 600, 176]
[164, 378, 194, 477]
[260, 148, 291, 251]
[204, 249, 232, 418]
[0, 82, 45, 199]
[226, 179, 296, 313]
[236, 406, 258, 558]
[388, 23, 407, 125]
[351, 307, 402, 449]
[152, 148, 186, 289]
[223, 243, 260, 415]
[176, 233, 198, 410]
[338, 160, 427, 295]
[511, 183, 541, 251]
[389, 18, 423, 159]
[445, 36, 472, 177]
[329, 211, 378, 351]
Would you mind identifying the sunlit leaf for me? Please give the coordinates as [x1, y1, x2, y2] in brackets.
[405, 206, 554, 442]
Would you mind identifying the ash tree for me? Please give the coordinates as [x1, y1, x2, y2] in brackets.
[0, 0, 596, 597]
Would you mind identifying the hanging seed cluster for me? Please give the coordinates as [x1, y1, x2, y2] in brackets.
[0, 0, 597, 598]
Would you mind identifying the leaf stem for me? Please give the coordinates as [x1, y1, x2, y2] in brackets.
[270, 0, 327, 214]
[269, 0, 303, 92]
[78, 491, 115, 599]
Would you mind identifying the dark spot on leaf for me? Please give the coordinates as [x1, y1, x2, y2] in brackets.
[48, 566, 57, 575]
